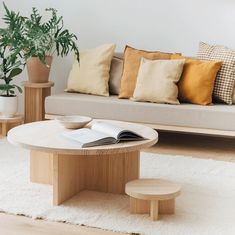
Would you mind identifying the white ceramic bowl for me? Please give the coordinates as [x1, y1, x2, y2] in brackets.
[56, 115, 92, 129]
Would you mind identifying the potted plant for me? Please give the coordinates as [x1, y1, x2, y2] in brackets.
[1, 4, 79, 83]
[0, 45, 23, 117]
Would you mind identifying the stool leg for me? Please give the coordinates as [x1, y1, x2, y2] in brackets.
[150, 200, 159, 221]
[159, 198, 175, 214]
[2, 123, 7, 136]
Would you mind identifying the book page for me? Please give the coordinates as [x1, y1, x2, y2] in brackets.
[63, 128, 114, 147]
[91, 122, 125, 139]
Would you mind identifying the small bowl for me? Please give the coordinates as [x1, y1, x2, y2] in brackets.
[56, 115, 92, 129]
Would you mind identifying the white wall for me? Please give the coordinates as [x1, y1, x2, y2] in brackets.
[1, 0, 235, 113]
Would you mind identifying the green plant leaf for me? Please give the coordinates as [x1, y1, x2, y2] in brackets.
[13, 84, 23, 93]
[9, 89, 15, 95]
[0, 2, 79, 67]
[7, 67, 22, 79]
[0, 83, 14, 90]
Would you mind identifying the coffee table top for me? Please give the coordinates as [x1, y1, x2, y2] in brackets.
[125, 179, 181, 200]
[7, 120, 158, 155]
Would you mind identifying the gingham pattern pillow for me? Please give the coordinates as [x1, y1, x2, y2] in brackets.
[197, 42, 235, 104]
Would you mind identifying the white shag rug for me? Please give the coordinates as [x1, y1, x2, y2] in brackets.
[1, 138, 235, 235]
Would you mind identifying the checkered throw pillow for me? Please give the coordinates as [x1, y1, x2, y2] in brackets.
[197, 42, 235, 104]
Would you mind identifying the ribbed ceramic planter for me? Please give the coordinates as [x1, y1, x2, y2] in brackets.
[0, 96, 18, 118]
[26, 56, 53, 83]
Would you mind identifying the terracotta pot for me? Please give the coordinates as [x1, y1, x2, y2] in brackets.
[26, 56, 53, 83]
[0, 96, 18, 118]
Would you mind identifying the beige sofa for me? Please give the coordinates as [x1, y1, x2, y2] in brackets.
[45, 92, 235, 137]
[45, 53, 235, 137]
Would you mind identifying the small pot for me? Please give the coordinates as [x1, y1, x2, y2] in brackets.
[26, 56, 53, 83]
[0, 96, 18, 118]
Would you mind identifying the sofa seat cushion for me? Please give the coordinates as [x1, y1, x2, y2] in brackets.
[45, 92, 235, 131]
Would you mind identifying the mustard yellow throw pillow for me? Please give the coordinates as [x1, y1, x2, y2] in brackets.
[133, 58, 185, 104]
[119, 46, 178, 99]
[66, 44, 116, 96]
[172, 55, 222, 105]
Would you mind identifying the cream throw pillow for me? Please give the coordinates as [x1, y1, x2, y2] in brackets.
[133, 58, 185, 104]
[66, 44, 116, 96]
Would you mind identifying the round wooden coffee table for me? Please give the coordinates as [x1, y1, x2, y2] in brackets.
[7, 120, 158, 205]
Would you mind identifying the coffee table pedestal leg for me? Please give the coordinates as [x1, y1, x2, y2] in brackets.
[30, 150, 140, 205]
[53, 154, 85, 205]
[30, 150, 53, 185]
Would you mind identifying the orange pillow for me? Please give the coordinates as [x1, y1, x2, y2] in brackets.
[172, 55, 222, 105]
[119, 45, 179, 98]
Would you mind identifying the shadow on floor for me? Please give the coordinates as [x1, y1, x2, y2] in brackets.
[145, 131, 235, 161]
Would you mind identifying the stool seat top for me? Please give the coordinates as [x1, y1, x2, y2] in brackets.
[125, 178, 181, 200]
[22, 81, 54, 88]
[0, 114, 23, 123]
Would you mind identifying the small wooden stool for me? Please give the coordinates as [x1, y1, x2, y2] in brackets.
[125, 179, 181, 221]
[0, 115, 24, 137]
[22, 81, 54, 123]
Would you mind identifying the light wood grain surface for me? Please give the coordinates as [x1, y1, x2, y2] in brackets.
[22, 81, 54, 88]
[7, 120, 158, 155]
[0, 114, 23, 123]
[129, 197, 175, 214]
[126, 179, 180, 221]
[0, 213, 124, 235]
[7, 119, 157, 205]
[125, 178, 181, 200]
[24, 83, 52, 123]
[30, 150, 53, 184]
[0, 115, 24, 137]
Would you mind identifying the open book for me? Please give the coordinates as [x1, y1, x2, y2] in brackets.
[63, 121, 145, 148]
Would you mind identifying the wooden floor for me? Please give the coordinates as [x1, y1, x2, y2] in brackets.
[0, 213, 124, 235]
[2, 132, 235, 235]
[147, 131, 235, 162]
